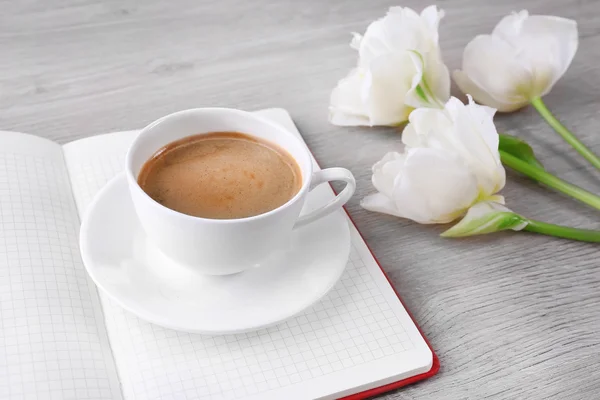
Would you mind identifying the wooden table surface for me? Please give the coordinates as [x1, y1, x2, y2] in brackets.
[2, 0, 600, 398]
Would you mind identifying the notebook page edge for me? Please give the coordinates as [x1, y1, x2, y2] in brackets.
[62, 131, 141, 400]
[0, 130, 62, 156]
[0, 131, 123, 399]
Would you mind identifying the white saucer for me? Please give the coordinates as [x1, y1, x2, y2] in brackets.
[80, 174, 350, 334]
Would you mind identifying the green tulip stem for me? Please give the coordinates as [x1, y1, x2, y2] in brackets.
[524, 220, 600, 243]
[531, 97, 600, 170]
[499, 151, 600, 211]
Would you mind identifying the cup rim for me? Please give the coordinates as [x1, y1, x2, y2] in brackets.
[125, 107, 313, 224]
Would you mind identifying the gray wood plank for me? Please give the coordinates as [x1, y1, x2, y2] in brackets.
[1, 0, 599, 398]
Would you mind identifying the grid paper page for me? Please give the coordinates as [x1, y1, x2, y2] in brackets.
[63, 109, 432, 400]
[0, 132, 122, 400]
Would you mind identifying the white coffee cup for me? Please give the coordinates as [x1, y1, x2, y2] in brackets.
[126, 108, 356, 275]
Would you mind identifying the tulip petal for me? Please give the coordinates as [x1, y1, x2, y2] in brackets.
[522, 15, 578, 76]
[371, 152, 406, 199]
[441, 201, 528, 237]
[453, 70, 523, 112]
[492, 11, 578, 97]
[400, 123, 422, 149]
[400, 123, 420, 148]
[392, 148, 480, 224]
[459, 35, 532, 110]
[382, 6, 427, 51]
[329, 68, 371, 126]
[361, 192, 407, 219]
[363, 52, 413, 125]
[424, 51, 451, 105]
[455, 96, 501, 164]
[357, 6, 443, 68]
[350, 32, 362, 51]
[404, 50, 449, 109]
[518, 16, 577, 95]
[462, 97, 501, 165]
[356, 18, 392, 67]
[419, 5, 444, 45]
[328, 112, 371, 127]
[492, 10, 529, 42]
[444, 96, 506, 194]
[402, 106, 453, 149]
[403, 51, 429, 108]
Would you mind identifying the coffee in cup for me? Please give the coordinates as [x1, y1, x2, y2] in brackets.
[137, 132, 302, 219]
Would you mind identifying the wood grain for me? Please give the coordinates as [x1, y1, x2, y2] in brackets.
[2, 0, 600, 398]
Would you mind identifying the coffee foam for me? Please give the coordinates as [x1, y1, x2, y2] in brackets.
[138, 132, 302, 219]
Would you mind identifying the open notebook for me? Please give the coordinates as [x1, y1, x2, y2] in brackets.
[0, 108, 438, 400]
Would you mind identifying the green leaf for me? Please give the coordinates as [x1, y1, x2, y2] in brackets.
[498, 134, 544, 170]
[441, 201, 529, 238]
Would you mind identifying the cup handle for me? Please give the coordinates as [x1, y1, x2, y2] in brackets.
[293, 167, 356, 229]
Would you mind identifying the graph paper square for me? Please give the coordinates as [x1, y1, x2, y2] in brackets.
[62, 109, 431, 400]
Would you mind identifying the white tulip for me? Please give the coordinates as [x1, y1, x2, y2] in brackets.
[329, 5, 450, 127]
[402, 96, 506, 196]
[454, 10, 578, 112]
[361, 149, 482, 224]
[361, 96, 505, 224]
